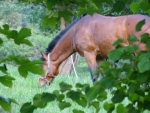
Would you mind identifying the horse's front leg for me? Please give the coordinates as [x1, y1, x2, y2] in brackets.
[84, 51, 99, 83]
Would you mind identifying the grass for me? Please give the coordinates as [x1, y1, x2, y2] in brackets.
[0, 57, 101, 113]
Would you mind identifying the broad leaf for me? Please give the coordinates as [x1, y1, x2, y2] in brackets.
[136, 19, 146, 32]
[59, 82, 72, 92]
[116, 104, 127, 113]
[58, 101, 71, 110]
[0, 75, 15, 88]
[112, 39, 123, 46]
[33, 94, 47, 108]
[20, 102, 37, 113]
[73, 109, 84, 113]
[41, 92, 56, 102]
[104, 102, 115, 113]
[0, 100, 11, 112]
[128, 35, 138, 42]
[130, 2, 140, 13]
[108, 48, 124, 60]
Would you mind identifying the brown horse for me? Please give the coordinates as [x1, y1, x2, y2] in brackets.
[38, 13, 150, 86]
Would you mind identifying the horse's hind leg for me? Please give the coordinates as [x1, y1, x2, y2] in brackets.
[84, 51, 99, 83]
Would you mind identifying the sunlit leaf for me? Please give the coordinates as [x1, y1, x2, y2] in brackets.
[0, 100, 11, 112]
[130, 2, 140, 13]
[116, 104, 127, 113]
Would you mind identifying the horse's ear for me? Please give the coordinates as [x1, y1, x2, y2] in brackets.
[41, 52, 48, 61]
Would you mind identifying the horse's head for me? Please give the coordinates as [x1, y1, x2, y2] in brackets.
[38, 53, 55, 87]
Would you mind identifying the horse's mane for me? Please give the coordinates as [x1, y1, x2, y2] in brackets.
[40, 14, 87, 60]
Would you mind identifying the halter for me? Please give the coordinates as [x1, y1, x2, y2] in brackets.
[45, 53, 55, 78]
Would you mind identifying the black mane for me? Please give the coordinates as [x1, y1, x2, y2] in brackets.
[45, 14, 87, 54]
[40, 14, 87, 61]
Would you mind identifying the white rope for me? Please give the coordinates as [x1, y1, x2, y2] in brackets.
[71, 55, 79, 79]
[45, 53, 55, 78]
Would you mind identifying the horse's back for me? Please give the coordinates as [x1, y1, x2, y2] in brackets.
[73, 14, 150, 57]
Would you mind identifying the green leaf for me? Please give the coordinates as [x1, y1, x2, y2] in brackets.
[3, 24, 9, 30]
[99, 77, 115, 89]
[73, 109, 84, 113]
[128, 35, 138, 42]
[138, 56, 150, 73]
[18, 61, 44, 78]
[42, 16, 56, 30]
[66, 90, 80, 100]
[137, 73, 147, 83]
[126, 104, 140, 113]
[140, 1, 150, 11]
[86, 85, 100, 102]
[41, 92, 56, 102]
[59, 82, 72, 92]
[0, 100, 11, 112]
[57, 94, 65, 101]
[91, 101, 100, 113]
[46, 1, 53, 10]
[116, 104, 127, 113]
[112, 39, 123, 46]
[20, 102, 37, 113]
[104, 102, 115, 113]
[130, 2, 140, 13]
[136, 19, 146, 32]
[111, 90, 126, 103]
[75, 97, 87, 107]
[128, 93, 139, 102]
[18, 28, 31, 39]
[124, 45, 138, 53]
[97, 91, 107, 101]
[0, 38, 3, 46]
[99, 61, 111, 68]
[0, 75, 15, 88]
[108, 48, 124, 61]
[113, 1, 125, 12]
[33, 94, 47, 108]
[128, 83, 139, 95]
[0, 65, 7, 74]
[58, 101, 71, 110]
[58, 10, 73, 22]
[140, 33, 150, 43]
[146, 39, 150, 49]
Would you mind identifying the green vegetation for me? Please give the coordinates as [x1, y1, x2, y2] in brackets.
[1, 0, 150, 113]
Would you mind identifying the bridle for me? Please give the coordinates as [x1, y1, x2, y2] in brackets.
[42, 53, 55, 84]
[45, 53, 55, 77]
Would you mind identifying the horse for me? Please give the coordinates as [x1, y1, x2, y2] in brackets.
[38, 13, 150, 87]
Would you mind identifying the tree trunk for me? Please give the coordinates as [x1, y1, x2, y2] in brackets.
[58, 17, 79, 75]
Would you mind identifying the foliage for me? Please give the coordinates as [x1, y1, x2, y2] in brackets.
[20, 19, 150, 113]
[0, 24, 44, 112]
[1, 0, 150, 112]
[19, 0, 150, 29]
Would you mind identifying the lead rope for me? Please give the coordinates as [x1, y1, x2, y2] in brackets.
[71, 55, 79, 79]
[45, 53, 55, 78]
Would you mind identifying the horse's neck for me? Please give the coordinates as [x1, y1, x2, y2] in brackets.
[50, 30, 74, 68]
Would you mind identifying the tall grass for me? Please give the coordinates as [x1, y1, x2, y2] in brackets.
[0, 57, 100, 113]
